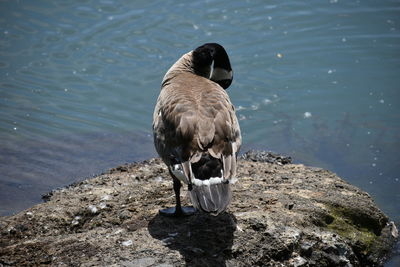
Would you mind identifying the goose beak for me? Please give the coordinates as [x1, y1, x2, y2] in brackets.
[217, 78, 232, 89]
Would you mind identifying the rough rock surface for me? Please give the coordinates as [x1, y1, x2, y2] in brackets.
[0, 151, 398, 266]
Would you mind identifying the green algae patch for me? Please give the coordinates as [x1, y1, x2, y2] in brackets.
[325, 204, 379, 255]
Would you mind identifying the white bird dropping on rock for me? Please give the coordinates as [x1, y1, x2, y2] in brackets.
[88, 205, 98, 214]
[101, 195, 111, 201]
[71, 216, 81, 225]
[122, 240, 133, 246]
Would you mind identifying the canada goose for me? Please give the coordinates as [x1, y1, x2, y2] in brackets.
[153, 43, 241, 216]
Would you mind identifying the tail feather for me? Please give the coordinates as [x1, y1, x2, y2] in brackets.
[170, 149, 237, 215]
[189, 182, 231, 216]
[222, 154, 232, 180]
[187, 152, 236, 215]
[229, 153, 237, 179]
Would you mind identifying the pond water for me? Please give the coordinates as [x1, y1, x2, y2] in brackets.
[0, 0, 399, 263]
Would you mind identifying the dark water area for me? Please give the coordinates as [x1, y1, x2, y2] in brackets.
[0, 0, 399, 264]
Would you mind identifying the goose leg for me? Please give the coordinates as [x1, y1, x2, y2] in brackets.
[159, 170, 196, 217]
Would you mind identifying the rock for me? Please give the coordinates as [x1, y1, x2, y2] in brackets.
[120, 257, 156, 267]
[119, 209, 132, 221]
[241, 149, 292, 165]
[0, 151, 397, 266]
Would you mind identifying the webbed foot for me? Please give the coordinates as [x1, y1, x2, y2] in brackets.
[159, 206, 196, 217]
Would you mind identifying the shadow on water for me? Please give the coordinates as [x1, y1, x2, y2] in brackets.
[148, 212, 236, 266]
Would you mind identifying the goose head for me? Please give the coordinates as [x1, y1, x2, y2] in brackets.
[192, 43, 233, 89]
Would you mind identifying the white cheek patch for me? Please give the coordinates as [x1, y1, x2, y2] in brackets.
[210, 68, 232, 82]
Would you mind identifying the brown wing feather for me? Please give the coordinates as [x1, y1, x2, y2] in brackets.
[155, 74, 235, 150]
[153, 72, 241, 182]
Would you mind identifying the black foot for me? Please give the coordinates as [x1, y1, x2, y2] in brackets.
[159, 206, 197, 217]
